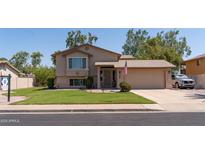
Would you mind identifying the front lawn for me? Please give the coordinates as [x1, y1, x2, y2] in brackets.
[10, 88, 154, 105]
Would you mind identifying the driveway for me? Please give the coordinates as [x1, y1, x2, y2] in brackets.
[132, 89, 205, 112]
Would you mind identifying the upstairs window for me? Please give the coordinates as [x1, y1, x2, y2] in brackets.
[68, 58, 86, 69]
[196, 59, 201, 66]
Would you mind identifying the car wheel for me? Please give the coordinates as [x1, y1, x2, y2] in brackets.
[175, 82, 180, 89]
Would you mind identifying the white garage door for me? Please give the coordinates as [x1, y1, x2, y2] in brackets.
[126, 69, 165, 89]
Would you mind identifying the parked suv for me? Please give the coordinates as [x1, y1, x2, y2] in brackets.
[172, 74, 195, 89]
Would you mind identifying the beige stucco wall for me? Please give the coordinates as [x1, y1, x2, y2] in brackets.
[186, 58, 205, 75]
[14, 78, 33, 90]
[55, 76, 86, 88]
[116, 68, 172, 89]
[0, 64, 34, 90]
[55, 46, 120, 88]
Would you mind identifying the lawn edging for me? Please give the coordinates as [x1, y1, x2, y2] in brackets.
[0, 104, 164, 112]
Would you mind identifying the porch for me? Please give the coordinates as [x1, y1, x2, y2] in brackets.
[96, 66, 119, 89]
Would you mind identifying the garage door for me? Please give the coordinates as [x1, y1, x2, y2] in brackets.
[126, 69, 165, 89]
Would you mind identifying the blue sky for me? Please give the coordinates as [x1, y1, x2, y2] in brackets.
[0, 28, 204, 66]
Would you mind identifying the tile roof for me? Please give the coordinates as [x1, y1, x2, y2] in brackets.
[120, 55, 135, 60]
[0, 61, 22, 74]
[95, 60, 175, 68]
[184, 54, 205, 62]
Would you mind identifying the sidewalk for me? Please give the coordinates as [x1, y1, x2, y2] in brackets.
[0, 104, 164, 112]
[0, 92, 26, 105]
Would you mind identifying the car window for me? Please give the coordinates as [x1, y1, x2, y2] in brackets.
[176, 75, 188, 79]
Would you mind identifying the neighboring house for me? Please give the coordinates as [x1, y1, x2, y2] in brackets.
[184, 54, 205, 88]
[53, 44, 175, 89]
[0, 61, 34, 90]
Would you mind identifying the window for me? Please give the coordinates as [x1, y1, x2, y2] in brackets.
[68, 58, 86, 69]
[196, 60, 201, 66]
[70, 79, 86, 86]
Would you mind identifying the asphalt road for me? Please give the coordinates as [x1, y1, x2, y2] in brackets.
[1, 112, 205, 126]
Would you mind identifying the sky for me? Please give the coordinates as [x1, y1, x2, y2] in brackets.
[0, 28, 204, 66]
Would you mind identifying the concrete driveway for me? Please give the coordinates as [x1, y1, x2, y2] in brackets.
[132, 89, 205, 112]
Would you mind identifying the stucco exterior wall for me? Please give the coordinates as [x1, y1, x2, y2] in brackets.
[189, 74, 205, 89]
[55, 76, 86, 88]
[55, 45, 120, 88]
[56, 54, 67, 76]
[186, 58, 205, 75]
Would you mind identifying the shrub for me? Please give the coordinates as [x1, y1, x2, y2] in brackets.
[30, 66, 55, 87]
[119, 81, 131, 92]
[85, 76, 93, 89]
[47, 78, 55, 89]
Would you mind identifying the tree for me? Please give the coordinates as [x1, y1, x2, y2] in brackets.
[122, 29, 149, 56]
[30, 66, 55, 86]
[31, 51, 43, 67]
[0, 57, 8, 61]
[51, 50, 61, 66]
[65, 30, 98, 48]
[122, 29, 192, 68]
[9, 51, 30, 72]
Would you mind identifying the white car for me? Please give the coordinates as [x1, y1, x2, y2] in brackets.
[172, 74, 195, 89]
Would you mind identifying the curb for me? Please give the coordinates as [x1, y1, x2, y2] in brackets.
[0, 108, 164, 113]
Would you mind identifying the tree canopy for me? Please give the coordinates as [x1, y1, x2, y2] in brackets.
[9, 51, 30, 72]
[65, 30, 98, 48]
[0, 57, 8, 61]
[122, 29, 191, 68]
[51, 51, 61, 66]
[31, 51, 43, 67]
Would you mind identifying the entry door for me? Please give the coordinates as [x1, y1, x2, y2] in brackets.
[103, 70, 112, 88]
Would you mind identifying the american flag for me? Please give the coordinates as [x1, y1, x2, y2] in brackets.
[124, 61, 127, 75]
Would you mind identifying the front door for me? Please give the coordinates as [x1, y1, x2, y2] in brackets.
[103, 70, 112, 88]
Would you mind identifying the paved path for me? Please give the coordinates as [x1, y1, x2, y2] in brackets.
[1, 112, 205, 126]
[0, 91, 26, 105]
[132, 89, 205, 112]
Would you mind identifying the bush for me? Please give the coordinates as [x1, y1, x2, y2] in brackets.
[85, 76, 93, 89]
[119, 81, 131, 92]
[29, 66, 55, 87]
[47, 78, 55, 89]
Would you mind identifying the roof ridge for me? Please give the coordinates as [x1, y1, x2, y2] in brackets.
[52, 44, 121, 56]
[184, 53, 205, 62]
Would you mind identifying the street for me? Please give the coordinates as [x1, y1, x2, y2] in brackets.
[1, 112, 205, 126]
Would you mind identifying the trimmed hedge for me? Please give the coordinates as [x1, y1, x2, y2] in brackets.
[47, 78, 55, 89]
[85, 76, 94, 89]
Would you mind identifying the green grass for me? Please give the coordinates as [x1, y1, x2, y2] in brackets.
[10, 87, 154, 105]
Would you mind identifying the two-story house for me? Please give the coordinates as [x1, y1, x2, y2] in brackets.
[184, 54, 205, 88]
[53, 44, 175, 89]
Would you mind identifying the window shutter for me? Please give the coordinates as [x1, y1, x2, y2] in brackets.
[69, 58, 72, 69]
[82, 58, 86, 68]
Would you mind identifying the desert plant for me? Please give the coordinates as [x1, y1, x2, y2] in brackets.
[119, 81, 131, 92]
